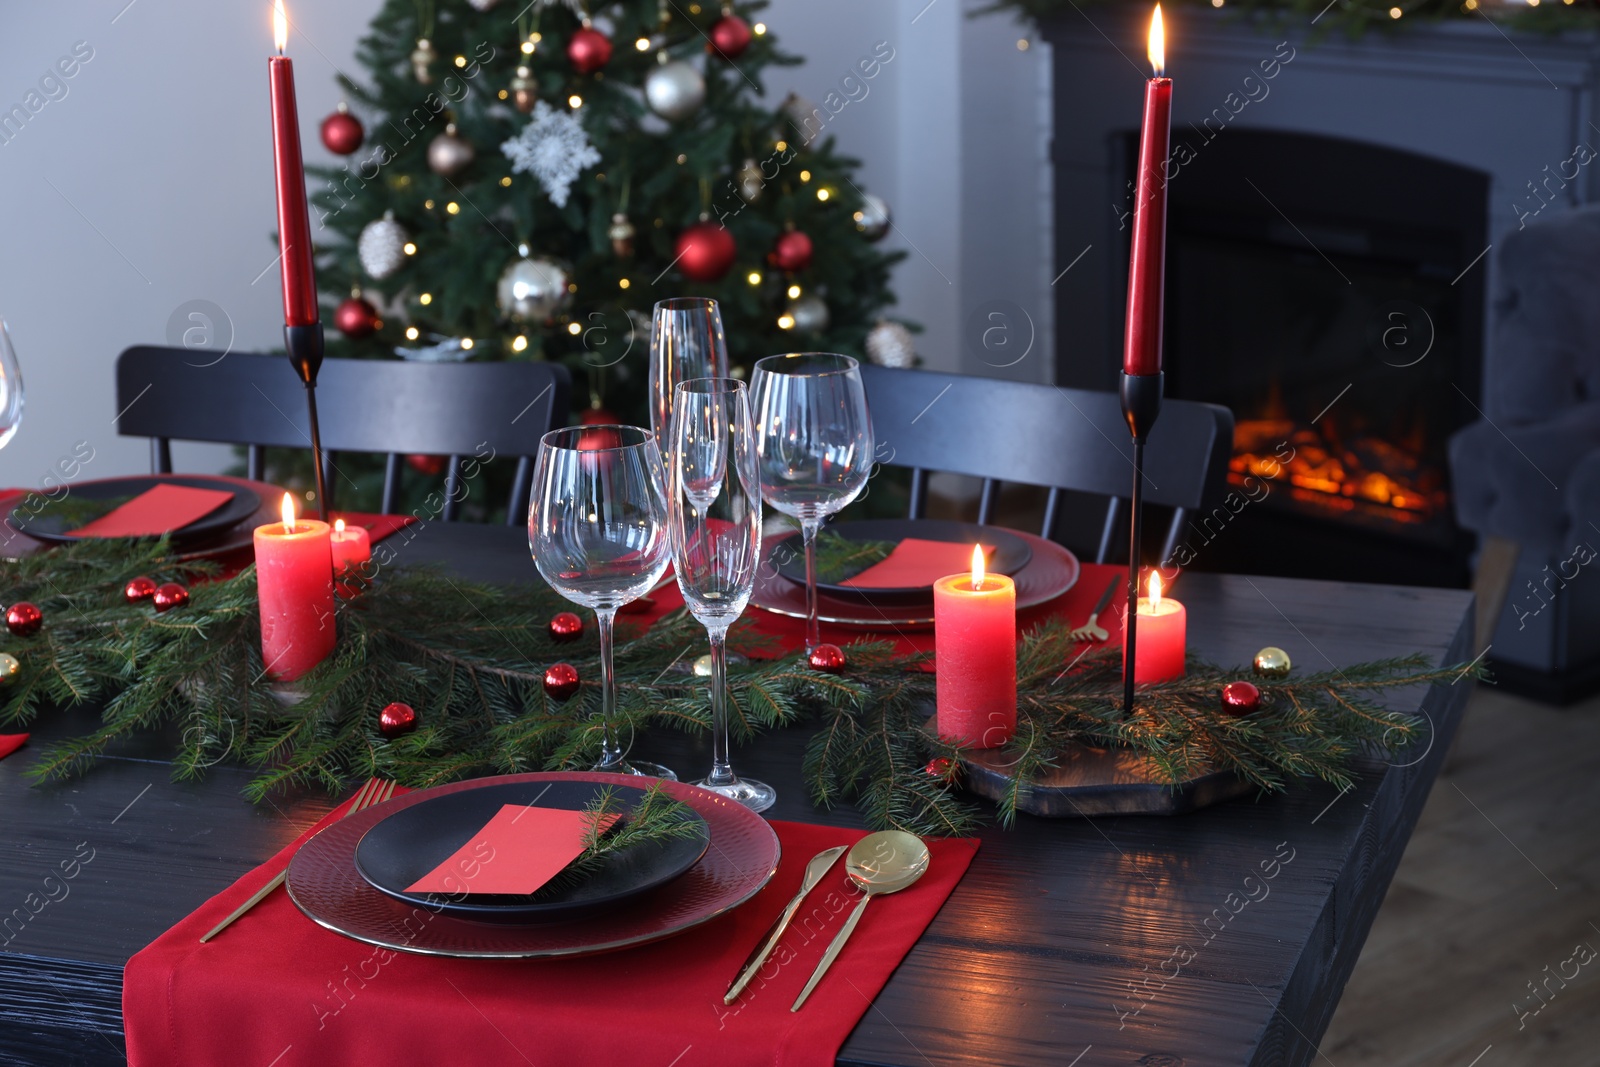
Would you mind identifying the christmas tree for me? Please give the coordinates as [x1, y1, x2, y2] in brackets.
[306, 0, 911, 457]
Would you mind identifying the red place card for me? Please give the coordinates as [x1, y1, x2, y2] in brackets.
[405, 804, 620, 896]
[840, 538, 994, 589]
[70, 484, 235, 538]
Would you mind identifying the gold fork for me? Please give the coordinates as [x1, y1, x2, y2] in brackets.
[200, 777, 396, 942]
[1069, 575, 1122, 643]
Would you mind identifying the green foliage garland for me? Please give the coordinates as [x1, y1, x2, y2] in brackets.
[0, 539, 1471, 835]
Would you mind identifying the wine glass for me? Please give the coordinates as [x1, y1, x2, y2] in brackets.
[529, 425, 676, 780]
[0, 320, 23, 450]
[649, 298, 729, 451]
[666, 378, 774, 812]
[750, 353, 874, 653]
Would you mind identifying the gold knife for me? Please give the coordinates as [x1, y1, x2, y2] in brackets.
[724, 845, 847, 1004]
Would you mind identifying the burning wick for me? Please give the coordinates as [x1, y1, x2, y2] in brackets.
[1148, 570, 1163, 611]
[970, 543, 986, 592]
[280, 493, 296, 535]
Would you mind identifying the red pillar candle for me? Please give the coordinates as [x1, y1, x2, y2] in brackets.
[1121, 571, 1186, 684]
[934, 546, 1017, 749]
[1123, 5, 1172, 377]
[329, 518, 371, 572]
[255, 494, 336, 681]
[268, 0, 319, 328]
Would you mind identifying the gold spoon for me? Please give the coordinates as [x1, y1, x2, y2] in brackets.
[790, 830, 930, 1012]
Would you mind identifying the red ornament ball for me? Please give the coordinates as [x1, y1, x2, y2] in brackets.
[770, 230, 813, 273]
[334, 295, 380, 339]
[674, 221, 738, 282]
[5, 602, 42, 637]
[1221, 680, 1262, 716]
[152, 583, 190, 613]
[708, 14, 753, 58]
[549, 611, 584, 642]
[124, 576, 159, 603]
[406, 453, 447, 476]
[544, 662, 582, 701]
[567, 26, 613, 74]
[577, 406, 623, 451]
[807, 643, 846, 673]
[379, 701, 418, 739]
[320, 107, 365, 155]
[924, 757, 956, 779]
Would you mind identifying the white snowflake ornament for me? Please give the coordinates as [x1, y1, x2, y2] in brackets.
[501, 101, 601, 209]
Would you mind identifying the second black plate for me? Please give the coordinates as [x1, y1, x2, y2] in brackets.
[776, 518, 1033, 598]
[8, 475, 259, 545]
[353, 779, 710, 923]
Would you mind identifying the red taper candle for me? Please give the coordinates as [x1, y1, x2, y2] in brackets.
[1123, 5, 1171, 377]
[268, 0, 319, 328]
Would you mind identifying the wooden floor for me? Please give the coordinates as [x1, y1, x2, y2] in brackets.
[1323, 683, 1600, 1066]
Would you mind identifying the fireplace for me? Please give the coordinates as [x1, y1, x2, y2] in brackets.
[1115, 128, 1489, 585]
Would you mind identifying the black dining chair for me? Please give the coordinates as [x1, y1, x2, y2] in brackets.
[857, 364, 1233, 563]
[113, 347, 571, 524]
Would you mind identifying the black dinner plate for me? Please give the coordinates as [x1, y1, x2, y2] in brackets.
[353, 780, 710, 924]
[8, 475, 260, 545]
[776, 518, 1033, 599]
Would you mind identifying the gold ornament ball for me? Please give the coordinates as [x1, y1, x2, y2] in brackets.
[1253, 646, 1292, 679]
[692, 653, 715, 677]
[0, 652, 17, 686]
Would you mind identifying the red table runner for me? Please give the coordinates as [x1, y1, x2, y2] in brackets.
[124, 794, 978, 1067]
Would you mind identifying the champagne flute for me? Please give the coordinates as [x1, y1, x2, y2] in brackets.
[649, 298, 729, 451]
[750, 353, 874, 654]
[529, 425, 676, 779]
[0, 320, 23, 450]
[667, 378, 774, 812]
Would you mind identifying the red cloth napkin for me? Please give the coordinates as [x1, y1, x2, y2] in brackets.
[330, 512, 416, 545]
[0, 734, 27, 761]
[404, 804, 619, 895]
[840, 538, 991, 589]
[69, 484, 235, 538]
[124, 800, 977, 1067]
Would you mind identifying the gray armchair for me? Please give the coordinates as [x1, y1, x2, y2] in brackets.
[1449, 205, 1600, 698]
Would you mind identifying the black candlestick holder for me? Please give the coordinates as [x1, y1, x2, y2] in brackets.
[284, 322, 329, 523]
[1119, 370, 1164, 713]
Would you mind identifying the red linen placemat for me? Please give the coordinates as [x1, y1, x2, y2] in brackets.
[124, 798, 977, 1067]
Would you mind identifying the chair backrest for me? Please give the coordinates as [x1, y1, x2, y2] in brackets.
[858, 364, 1233, 563]
[114, 347, 571, 523]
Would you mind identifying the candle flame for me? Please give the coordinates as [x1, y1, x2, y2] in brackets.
[281, 493, 296, 533]
[273, 0, 288, 53]
[1148, 570, 1163, 611]
[1148, 4, 1165, 77]
[970, 544, 986, 590]
[334, 518, 345, 534]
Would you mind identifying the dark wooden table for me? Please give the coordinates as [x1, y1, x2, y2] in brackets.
[0, 522, 1474, 1066]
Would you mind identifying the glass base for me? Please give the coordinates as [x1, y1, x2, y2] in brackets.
[592, 758, 678, 781]
[695, 775, 776, 813]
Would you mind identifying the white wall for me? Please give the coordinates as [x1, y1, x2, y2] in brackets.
[0, 0, 1051, 489]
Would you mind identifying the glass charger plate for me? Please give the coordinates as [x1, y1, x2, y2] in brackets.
[286, 772, 780, 958]
[750, 527, 1080, 628]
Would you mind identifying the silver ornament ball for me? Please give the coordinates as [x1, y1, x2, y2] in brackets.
[736, 158, 764, 203]
[497, 254, 571, 321]
[853, 193, 892, 241]
[645, 60, 706, 121]
[866, 320, 916, 369]
[358, 212, 410, 281]
[785, 294, 830, 334]
[427, 123, 475, 179]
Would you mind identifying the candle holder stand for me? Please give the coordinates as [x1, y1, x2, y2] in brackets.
[1119, 370, 1164, 714]
[285, 322, 330, 523]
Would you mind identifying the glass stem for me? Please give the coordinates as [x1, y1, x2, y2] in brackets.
[801, 517, 823, 654]
[595, 607, 624, 769]
[704, 626, 735, 787]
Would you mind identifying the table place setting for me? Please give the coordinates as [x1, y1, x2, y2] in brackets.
[0, 4, 1496, 1064]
